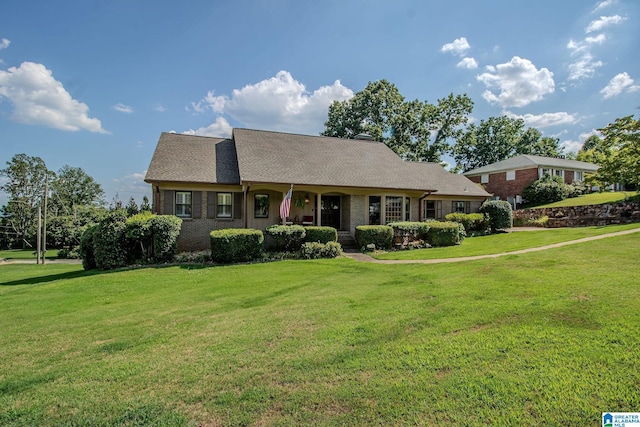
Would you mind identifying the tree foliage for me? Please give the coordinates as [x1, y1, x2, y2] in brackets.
[587, 115, 640, 189]
[322, 80, 473, 162]
[0, 154, 52, 248]
[452, 116, 563, 172]
[49, 165, 104, 217]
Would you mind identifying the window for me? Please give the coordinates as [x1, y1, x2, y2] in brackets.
[175, 191, 192, 218]
[424, 200, 442, 220]
[385, 196, 403, 224]
[217, 192, 232, 218]
[453, 201, 466, 214]
[481, 174, 489, 184]
[506, 170, 516, 181]
[254, 194, 269, 218]
[369, 196, 381, 225]
[541, 168, 551, 178]
[405, 198, 411, 221]
[574, 171, 583, 181]
[555, 169, 564, 179]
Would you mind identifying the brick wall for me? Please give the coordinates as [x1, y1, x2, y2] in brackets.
[469, 168, 539, 200]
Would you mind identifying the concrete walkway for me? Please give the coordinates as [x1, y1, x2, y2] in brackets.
[343, 227, 640, 265]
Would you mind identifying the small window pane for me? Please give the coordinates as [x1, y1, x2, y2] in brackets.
[481, 174, 489, 184]
[175, 191, 192, 218]
[454, 201, 465, 213]
[425, 200, 436, 219]
[369, 196, 381, 225]
[217, 193, 232, 218]
[385, 196, 403, 224]
[254, 194, 269, 218]
[506, 170, 516, 181]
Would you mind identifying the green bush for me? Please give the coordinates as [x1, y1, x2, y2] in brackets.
[93, 210, 129, 270]
[300, 241, 342, 259]
[427, 221, 463, 247]
[387, 222, 431, 240]
[264, 225, 306, 252]
[444, 213, 488, 233]
[150, 215, 182, 262]
[303, 226, 338, 243]
[79, 224, 98, 270]
[523, 175, 571, 205]
[355, 225, 393, 250]
[210, 228, 264, 263]
[126, 211, 155, 262]
[480, 200, 513, 232]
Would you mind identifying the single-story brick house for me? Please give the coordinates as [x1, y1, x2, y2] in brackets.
[145, 128, 490, 251]
[463, 154, 599, 206]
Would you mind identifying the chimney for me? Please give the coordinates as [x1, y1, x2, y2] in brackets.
[354, 133, 374, 141]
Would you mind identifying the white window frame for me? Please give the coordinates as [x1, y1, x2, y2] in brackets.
[175, 191, 192, 218]
[506, 170, 516, 181]
[481, 174, 489, 184]
[555, 169, 564, 179]
[574, 171, 583, 181]
[217, 192, 232, 218]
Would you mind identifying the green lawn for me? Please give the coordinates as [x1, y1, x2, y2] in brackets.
[534, 191, 639, 208]
[1, 231, 639, 425]
[374, 222, 640, 260]
[0, 249, 60, 261]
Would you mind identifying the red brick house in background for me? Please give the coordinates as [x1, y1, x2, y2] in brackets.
[463, 155, 599, 207]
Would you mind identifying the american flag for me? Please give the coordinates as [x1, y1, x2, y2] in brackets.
[279, 186, 293, 220]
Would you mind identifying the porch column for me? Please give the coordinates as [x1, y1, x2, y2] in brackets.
[316, 192, 322, 226]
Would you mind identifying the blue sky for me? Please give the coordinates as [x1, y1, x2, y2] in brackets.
[1, 0, 638, 207]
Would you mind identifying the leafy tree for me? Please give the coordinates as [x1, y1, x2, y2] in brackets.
[140, 195, 152, 213]
[322, 80, 473, 162]
[126, 197, 139, 217]
[49, 165, 105, 217]
[0, 154, 52, 248]
[453, 116, 563, 172]
[590, 115, 640, 189]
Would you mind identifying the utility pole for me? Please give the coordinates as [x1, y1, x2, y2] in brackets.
[42, 174, 48, 265]
[37, 205, 41, 264]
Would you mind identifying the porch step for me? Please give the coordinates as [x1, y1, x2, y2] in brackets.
[337, 231, 358, 250]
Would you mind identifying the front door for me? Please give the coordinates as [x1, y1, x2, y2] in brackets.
[321, 196, 341, 229]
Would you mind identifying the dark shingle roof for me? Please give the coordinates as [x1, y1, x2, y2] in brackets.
[145, 132, 239, 184]
[464, 154, 599, 176]
[145, 129, 490, 197]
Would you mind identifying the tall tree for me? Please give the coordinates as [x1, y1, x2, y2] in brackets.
[589, 115, 640, 189]
[49, 165, 105, 217]
[452, 116, 564, 172]
[0, 154, 52, 248]
[322, 80, 473, 162]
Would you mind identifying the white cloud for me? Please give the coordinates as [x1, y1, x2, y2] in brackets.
[456, 57, 478, 69]
[190, 71, 354, 135]
[0, 38, 9, 50]
[111, 171, 150, 202]
[0, 61, 106, 133]
[152, 103, 166, 112]
[585, 33, 607, 44]
[600, 72, 640, 99]
[567, 52, 603, 81]
[477, 56, 555, 108]
[504, 111, 578, 128]
[184, 116, 233, 138]
[560, 139, 584, 154]
[586, 15, 626, 33]
[113, 103, 133, 113]
[440, 37, 470, 56]
[593, 0, 616, 12]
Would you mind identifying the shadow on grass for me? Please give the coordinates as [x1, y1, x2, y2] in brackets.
[0, 268, 102, 287]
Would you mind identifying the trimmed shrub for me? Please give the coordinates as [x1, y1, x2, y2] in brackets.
[387, 221, 431, 240]
[264, 225, 306, 252]
[480, 200, 513, 232]
[300, 241, 342, 259]
[79, 224, 98, 270]
[523, 175, 571, 206]
[210, 228, 264, 263]
[93, 210, 129, 270]
[427, 221, 463, 247]
[355, 225, 393, 250]
[125, 211, 155, 262]
[303, 226, 338, 244]
[150, 215, 182, 262]
[444, 213, 489, 233]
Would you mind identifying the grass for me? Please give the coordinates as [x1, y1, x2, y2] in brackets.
[1, 227, 639, 425]
[533, 191, 639, 208]
[373, 222, 640, 260]
[0, 249, 60, 261]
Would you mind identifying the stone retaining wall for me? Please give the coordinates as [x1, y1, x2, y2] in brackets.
[514, 202, 640, 227]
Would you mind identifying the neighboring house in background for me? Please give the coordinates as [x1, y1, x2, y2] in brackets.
[145, 129, 490, 251]
[464, 155, 599, 207]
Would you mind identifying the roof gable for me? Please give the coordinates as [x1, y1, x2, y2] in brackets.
[463, 154, 599, 176]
